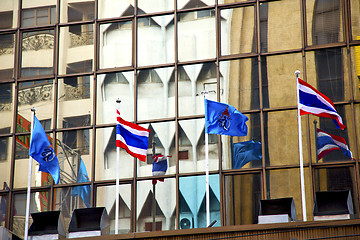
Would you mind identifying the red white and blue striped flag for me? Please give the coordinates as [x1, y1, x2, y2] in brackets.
[317, 128, 353, 160]
[297, 78, 346, 130]
[116, 109, 150, 162]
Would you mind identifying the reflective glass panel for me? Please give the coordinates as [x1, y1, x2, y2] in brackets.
[17, 79, 55, 132]
[53, 186, 91, 230]
[0, 0, 19, 29]
[138, 15, 174, 66]
[21, 30, 54, 78]
[136, 179, 176, 232]
[96, 71, 134, 124]
[0, 83, 14, 133]
[99, 21, 132, 69]
[355, 104, 360, 159]
[98, 0, 134, 19]
[262, 53, 303, 108]
[264, 110, 310, 166]
[179, 175, 220, 229]
[0, 137, 12, 187]
[56, 130, 92, 184]
[12, 191, 49, 238]
[220, 58, 259, 110]
[224, 173, 261, 225]
[266, 168, 312, 221]
[0, 193, 7, 227]
[59, 24, 94, 75]
[0, 33, 15, 81]
[21, 4, 56, 27]
[137, 121, 175, 178]
[57, 76, 92, 128]
[222, 113, 262, 170]
[179, 119, 219, 174]
[138, 0, 174, 14]
[306, 0, 343, 46]
[178, 0, 215, 10]
[219, 0, 251, 3]
[260, 0, 301, 53]
[178, 63, 217, 117]
[95, 127, 134, 180]
[220, 6, 255, 56]
[60, 0, 94, 23]
[96, 184, 131, 234]
[306, 48, 349, 102]
[137, 67, 175, 121]
[350, 0, 360, 40]
[350, 46, 360, 101]
[178, 10, 216, 62]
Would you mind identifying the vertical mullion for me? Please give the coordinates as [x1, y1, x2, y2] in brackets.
[174, 0, 179, 231]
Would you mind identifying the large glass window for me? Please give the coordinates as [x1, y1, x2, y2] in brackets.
[0, 33, 15, 81]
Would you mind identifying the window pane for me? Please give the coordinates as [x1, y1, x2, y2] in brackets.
[21, 30, 54, 77]
[260, 0, 301, 53]
[137, 67, 175, 121]
[21, 5, 56, 27]
[222, 113, 262, 170]
[96, 184, 132, 234]
[221, 6, 255, 56]
[264, 110, 310, 166]
[98, 0, 134, 19]
[0, 137, 12, 188]
[306, 48, 349, 102]
[306, 0, 343, 46]
[350, 0, 360, 40]
[179, 119, 219, 174]
[220, 58, 259, 110]
[95, 127, 134, 181]
[0, 83, 14, 133]
[0, 33, 15, 81]
[57, 76, 93, 128]
[138, 0, 174, 14]
[224, 173, 261, 225]
[266, 168, 312, 221]
[138, 15, 174, 66]
[350, 46, 360, 101]
[178, 0, 215, 10]
[12, 191, 49, 238]
[178, 63, 217, 117]
[263, 53, 303, 108]
[179, 175, 220, 229]
[0, 1, 19, 29]
[96, 71, 134, 124]
[59, 24, 94, 75]
[60, 0, 94, 23]
[178, 10, 216, 62]
[137, 121, 175, 178]
[99, 21, 132, 69]
[136, 179, 176, 232]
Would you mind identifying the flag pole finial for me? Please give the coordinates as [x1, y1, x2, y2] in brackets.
[116, 99, 121, 104]
[31, 107, 36, 112]
[295, 70, 300, 78]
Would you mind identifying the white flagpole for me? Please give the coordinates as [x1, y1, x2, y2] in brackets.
[204, 91, 210, 227]
[295, 70, 307, 221]
[115, 99, 121, 234]
[24, 108, 36, 240]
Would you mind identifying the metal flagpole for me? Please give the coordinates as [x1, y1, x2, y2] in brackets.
[313, 120, 318, 163]
[152, 139, 156, 231]
[295, 70, 307, 221]
[24, 108, 36, 240]
[115, 99, 121, 234]
[204, 91, 210, 227]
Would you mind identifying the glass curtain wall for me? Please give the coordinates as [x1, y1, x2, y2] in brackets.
[0, 0, 359, 237]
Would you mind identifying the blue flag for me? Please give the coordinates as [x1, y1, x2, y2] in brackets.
[232, 140, 262, 169]
[72, 158, 91, 208]
[29, 116, 60, 184]
[205, 99, 248, 136]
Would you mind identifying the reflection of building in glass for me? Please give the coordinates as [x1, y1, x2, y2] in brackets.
[1, 0, 360, 239]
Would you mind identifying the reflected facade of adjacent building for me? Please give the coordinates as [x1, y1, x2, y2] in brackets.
[0, 0, 360, 238]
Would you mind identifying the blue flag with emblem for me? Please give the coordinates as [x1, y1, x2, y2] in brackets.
[29, 116, 60, 184]
[72, 158, 91, 208]
[205, 99, 248, 136]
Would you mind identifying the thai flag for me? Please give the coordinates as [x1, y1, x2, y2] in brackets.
[297, 78, 346, 130]
[152, 155, 170, 184]
[116, 109, 150, 162]
[317, 128, 353, 160]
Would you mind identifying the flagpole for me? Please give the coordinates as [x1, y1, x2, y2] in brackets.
[295, 70, 307, 221]
[313, 120, 318, 163]
[203, 91, 210, 227]
[24, 108, 35, 240]
[115, 99, 121, 234]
